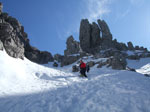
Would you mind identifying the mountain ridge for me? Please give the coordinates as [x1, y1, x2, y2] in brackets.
[0, 2, 150, 69]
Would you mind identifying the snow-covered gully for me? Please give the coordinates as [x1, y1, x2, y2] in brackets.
[0, 51, 150, 112]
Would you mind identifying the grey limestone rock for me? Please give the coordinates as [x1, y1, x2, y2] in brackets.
[97, 19, 112, 40]
[0, 10, 54, 64]
[79, 19, 101, 54]
[25, 46, 54, 64]
[110, 53, 127, 70]
[97, 19, 114, 50]
[91, 22, 101, 48]
[0, 22, 24, 59]
[64, 35, 80, 56]
[79, 19, 91, 53]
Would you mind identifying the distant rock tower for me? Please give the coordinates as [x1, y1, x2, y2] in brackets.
[0, 2, 3, 15]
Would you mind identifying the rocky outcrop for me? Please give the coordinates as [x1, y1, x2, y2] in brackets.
[0, 19, 24, 59]
[135, 46, 148, 52]
[135, 46, 140, 50]
[108, 53, 127, 70]
[97, 61, 107, 68]
[63, 18, 149, 68]
[127, 42, 134, 50]
[86, 61, 95, 67]
[97, 19, 114, 50]
[91, 22, 101, 48]
[74, 18, 149, 59]
[118, 43, 128, 51]
[54, 54, 64, 63]
[61, 56, 80, 67]
[99, 49, 128, 58]
[97, 19, 112, 39]
[72, 65, 79, 72]
[113, 39, 128, 51]
[64, 35, 80, 56]
[79, 19, 101, 54]
[0, 10, 54, 64]
[79, 19, 91, 53]
[25, 46, 53, 64]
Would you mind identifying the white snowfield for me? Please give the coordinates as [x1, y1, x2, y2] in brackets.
[0, 50, 150, 112]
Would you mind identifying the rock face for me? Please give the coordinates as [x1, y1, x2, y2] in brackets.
[79, 19, 101, 54]
[97, 19, 113, 50]
[79, 19, 91, 53]
[0, 12, 53, 64]
[97, 19, 112, 39]
[0, 18, 24, 59]
[91, 22, 101, 48]
[79, 18, 129, 54]
[64, 35, 80, 56]
[25, 46, 53, 64]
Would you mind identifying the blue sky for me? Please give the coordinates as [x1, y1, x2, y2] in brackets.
[1, 0, 150, 55]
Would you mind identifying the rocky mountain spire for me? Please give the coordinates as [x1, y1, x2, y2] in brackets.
[97, 19, 112, 40]
[79, 19, 91, 53]
[79, 19, 101, 54]
[64, 35, 80, 56]
[65, 18, 149, 56]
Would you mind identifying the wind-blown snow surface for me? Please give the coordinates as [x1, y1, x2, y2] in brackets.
[0, 50, 150, 112]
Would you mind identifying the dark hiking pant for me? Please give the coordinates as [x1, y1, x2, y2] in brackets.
[80, 68, 87, 77]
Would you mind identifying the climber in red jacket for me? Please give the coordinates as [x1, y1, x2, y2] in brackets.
[79, 60, 87, 77]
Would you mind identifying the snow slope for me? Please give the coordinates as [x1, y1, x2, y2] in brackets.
[127, 58, 150, 75]
[0, 50, 83, 96]
[0, 50, 150, 112]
